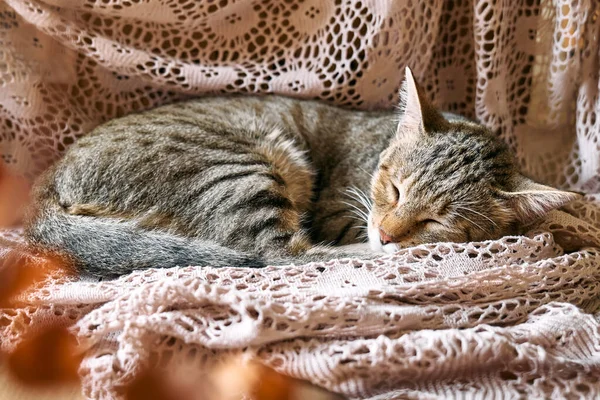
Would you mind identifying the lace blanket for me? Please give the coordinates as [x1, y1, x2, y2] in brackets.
[2, 0, 600, 398]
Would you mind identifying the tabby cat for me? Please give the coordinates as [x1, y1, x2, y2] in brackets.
[25, 68, 580, 278]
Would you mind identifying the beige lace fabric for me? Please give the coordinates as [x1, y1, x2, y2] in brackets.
[1, 0, 600, 399]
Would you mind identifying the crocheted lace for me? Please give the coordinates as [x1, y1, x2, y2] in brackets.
[1, 0, 599, 398]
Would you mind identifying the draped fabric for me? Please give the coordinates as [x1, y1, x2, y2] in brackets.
[1, 0, 600, 398]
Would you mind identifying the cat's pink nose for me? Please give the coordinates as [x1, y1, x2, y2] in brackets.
[379, 228, 394, 245]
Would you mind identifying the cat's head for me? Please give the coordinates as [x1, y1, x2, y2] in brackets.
[367, 67, 581, 253]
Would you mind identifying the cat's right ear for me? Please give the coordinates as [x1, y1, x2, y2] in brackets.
[497, 174, 583, 223]
[395, 67, 447, 140]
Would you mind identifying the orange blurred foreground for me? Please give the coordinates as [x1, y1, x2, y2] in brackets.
[7, 326, 82, 387]
[0, 250, 73, 308]
[124, 357, 345, 400]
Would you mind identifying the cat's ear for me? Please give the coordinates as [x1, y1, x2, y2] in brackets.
[497, 174, 583, 223]
[396, 67, 448, 139]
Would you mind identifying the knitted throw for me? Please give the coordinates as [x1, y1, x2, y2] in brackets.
[1, 0, 600, 398]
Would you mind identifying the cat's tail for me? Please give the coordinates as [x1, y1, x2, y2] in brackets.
[25, 199, 265, 279]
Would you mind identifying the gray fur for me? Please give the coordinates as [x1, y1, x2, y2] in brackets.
[33, 202, 264, 278]
[25, 73, 580, 278]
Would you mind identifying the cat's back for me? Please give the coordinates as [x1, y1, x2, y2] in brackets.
[37, 96, 320, 212]
[86, 95, 356, 140]
[55, 95, 371, 177]
[38, 94, 392, 217]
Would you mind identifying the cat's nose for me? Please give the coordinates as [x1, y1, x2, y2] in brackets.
[379, 228, 394, 245]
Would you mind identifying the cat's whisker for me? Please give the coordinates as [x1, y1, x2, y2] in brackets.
[454, 205, 498, 228]
[352, 187, 373, 208]
[454, 212, 491, 235]
[453, 200, 479, 208]
[344, 187, 373, 218]
[345, 210, 370, 224]
[339, 206, 368, 220]
[349, 223, 368, 230]
[345, 207, 370, 222]
[342, 214, 368, 224]
[358, 166, 376, 180]
[455, 199, 478, 204]
[351, 211, 369, 220]
[340, 199, 368, 212]
[350, 224, 367, 231]
[340, 199, 371, 220]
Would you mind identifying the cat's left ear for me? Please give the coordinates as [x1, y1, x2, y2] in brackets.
[396, 67, 448, 139]
[497, 174, 583, 223]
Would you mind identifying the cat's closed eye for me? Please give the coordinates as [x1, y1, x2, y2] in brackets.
[391, 184, 400, 203]
[420, 218, 442, 227]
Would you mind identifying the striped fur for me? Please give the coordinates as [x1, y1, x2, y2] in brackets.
[25, 70, 580, 278]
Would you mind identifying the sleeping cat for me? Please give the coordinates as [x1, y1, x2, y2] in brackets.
[25, 68, 580, 278]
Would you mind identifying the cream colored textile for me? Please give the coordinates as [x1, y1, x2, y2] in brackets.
[1, 0, 600, 398]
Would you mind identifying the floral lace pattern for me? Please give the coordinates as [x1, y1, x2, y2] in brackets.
[1, 0, 600, 398]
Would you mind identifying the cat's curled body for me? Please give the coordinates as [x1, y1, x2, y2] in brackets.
[26, 69, 580, 278]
